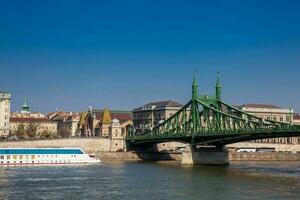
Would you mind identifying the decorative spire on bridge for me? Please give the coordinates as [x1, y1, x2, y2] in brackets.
[192, 70, 198, 100]
[215, 72, 221, 100]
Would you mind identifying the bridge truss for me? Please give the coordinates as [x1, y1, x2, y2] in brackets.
[127, 73, 300, 147]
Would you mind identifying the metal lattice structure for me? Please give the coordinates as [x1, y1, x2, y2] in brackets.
[127, 73, 300, 147]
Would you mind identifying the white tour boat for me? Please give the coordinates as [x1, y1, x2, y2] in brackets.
[0, 148, 101, 165]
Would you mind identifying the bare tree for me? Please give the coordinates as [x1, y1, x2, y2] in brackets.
[26, 122, 38, 138]
[40, 130, 54, 139]
[58, 127, 72, 138]
[15, 123, 26, 139]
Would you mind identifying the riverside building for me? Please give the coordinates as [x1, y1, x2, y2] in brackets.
[239, 104, 299, 144]
[293, 113, 300, 125]
[77, 108, 133, 138]
[9, 99, 57, 138]
[0, 92, 11, 138]
[133, 100, 183, 133]
[46, 111, 80, 137]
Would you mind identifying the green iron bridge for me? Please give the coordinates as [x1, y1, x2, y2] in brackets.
[126, 74, 300, 148]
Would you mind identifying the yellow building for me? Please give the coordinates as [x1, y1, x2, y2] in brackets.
[46, 111, 80, 137]
[10, 117, 57, 138]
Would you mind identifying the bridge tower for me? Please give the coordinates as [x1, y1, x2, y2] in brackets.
[191, 72, 198, 146]
[215, 72, 221, 101]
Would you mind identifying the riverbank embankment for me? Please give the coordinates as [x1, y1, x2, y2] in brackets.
[1, 138, 300, 162]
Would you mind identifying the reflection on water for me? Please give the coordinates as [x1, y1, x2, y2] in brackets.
[0, 161, 300, 200]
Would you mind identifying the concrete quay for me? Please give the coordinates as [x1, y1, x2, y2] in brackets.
[1, 138, 300, 164]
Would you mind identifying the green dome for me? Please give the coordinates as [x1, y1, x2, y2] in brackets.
[22, 98, 30, 112]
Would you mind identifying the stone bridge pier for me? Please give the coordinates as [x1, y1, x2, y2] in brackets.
[181, 145, 229, 165]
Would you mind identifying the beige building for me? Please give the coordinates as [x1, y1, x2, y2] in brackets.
[240, 104, 299, 144]
[11, 99, 45, 119]
[133, 100, 183, 133]
[9, 99, 57, 139]
[109, 118, 126, 152]
[240, 104, 293, 123]
[77, 108, 133, 138]
[0, 92, 10, 138]
[10, 117, 58, 138]
[293, 113, 300, 125]
[46, 111, 80, 137]
[11, 112, 45, 119]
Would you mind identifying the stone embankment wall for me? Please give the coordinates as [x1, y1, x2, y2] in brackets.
[1, 139, 300, 162]
[229, 152, 300, 161]
[97, 152, 181, 162]
[0, 138, 111, 153]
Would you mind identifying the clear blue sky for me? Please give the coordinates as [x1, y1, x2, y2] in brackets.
[0, 0, 300, 113]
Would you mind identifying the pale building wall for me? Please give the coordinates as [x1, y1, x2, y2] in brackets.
[10, 121, 58, 135]
[11, 112, 45, 119]
[0, 92, 10, 138]
[133, 106, 182, 132]
[110, 120, 125, 152]
[241, 106, 299, 144]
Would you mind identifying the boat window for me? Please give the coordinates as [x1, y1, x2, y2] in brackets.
[0, 148, 84, 155]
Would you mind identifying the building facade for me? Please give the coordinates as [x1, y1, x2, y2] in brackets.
[0, 92, 10, 138]
[240, 104, 299, 144]
[46, 111, 80, 138]
[133, 100, 183, 133]
[109, 118, 126, 151]
[10, 117, 58, 138]
[77, 108, 133, 138]
[293, 113, 300, 127]
[9, 99, 57, 139]
[11, 99, 45, 119]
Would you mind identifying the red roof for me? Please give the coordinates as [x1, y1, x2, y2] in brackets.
[92, 110, 132, 122]
[10, 117, 55, 123]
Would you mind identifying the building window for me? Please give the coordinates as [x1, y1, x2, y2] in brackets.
[279, 117, 283, 122]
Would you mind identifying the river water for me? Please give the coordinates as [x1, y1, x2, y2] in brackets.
[0, 161, 299, 200]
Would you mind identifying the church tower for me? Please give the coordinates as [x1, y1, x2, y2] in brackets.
[21, 98, 30, 114]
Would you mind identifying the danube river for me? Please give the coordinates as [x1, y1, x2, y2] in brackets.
[0, 161, 300, 200]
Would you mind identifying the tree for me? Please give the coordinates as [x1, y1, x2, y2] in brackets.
[26, 122, 38, 138]
[40, 130, 54, 139]
[58, 127, 72, 138]
[15, 123, 26, 139]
